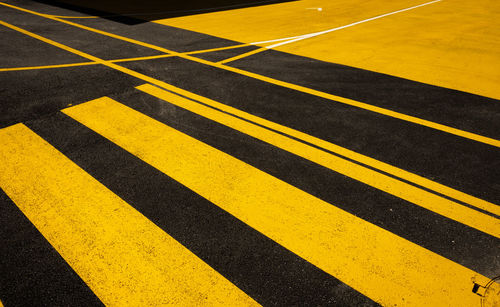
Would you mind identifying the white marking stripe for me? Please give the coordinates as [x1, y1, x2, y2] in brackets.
[251, 0, 443, 48]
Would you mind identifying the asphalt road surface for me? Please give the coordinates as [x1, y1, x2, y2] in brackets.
[0, 0, 499, 306]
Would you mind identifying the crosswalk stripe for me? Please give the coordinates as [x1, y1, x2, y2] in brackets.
[136, 83, 500, 237]
[136, 83, 500, 218]
[63, 97, 490, 306]
[1, 16, 497, 208]
[26, 111, 377, 305]
[0, 124, 258, 307]
[0, 189, 103, 306]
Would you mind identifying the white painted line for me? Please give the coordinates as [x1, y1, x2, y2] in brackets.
[250, 35, 305, 45]
[252, 0, 442, 49]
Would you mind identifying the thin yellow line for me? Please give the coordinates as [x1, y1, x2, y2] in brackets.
[0, 43, 250, 72]
[2, 19, 498, 220]
[0, 61, 98, 71]
[0, 20, 158, 75]
[186, 43, 251, 55]
[110, 53, 175, 63]
[42, 14, 97, 19]
[217, 46, 267, 64]
[0, 0, 497, 147]
[113, 43, 252, 61]
[213, 64, 500, 148]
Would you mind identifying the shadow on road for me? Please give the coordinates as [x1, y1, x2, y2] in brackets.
[33, 0, 296, 24]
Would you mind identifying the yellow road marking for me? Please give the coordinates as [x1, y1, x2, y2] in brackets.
[41, 14, 98, 19]
[0, 61, 98, 71]
[0, 124, 258, 307]
[1, 17, 497, 219]
[63, 97, 489, 306]
[0, 43, 250, 72]
[137, 84, 500, 236]
[46, 15, 97, 19]
[110, 53, 175, 63]
[137, 84, 500, 218]
[0, 1, 498, 147]
[217, 46, 267, 64]
[210, 65, 500, 148]
[184, 42, 250, 54]
[1, 18, 498, 220]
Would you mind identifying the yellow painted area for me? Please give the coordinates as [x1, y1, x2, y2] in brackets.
[0, 7, 497, 215]
[0, 124, 258, 307]
[156, 0, 500, 100]
[137, 83, 500, 235]
[156, 0, 424, 43]
[1, 4, 498, 148]
[63, 97, 489, 306]
[136, 83, 500, 217]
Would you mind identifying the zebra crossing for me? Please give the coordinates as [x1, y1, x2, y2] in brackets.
[1, 84, 497, 306]
[0, 0, 499, 304]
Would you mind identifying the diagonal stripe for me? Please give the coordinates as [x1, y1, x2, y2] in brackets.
[63, 97, 491, 306]
[0, 21, 497, 208]
[26, 111, 377, 305]
[0, 44, 249, 72]
[0, 0, 498, 147]
[42, 14, 97, 19]
[0, 124, 258, 307]
[0, 61, 98, 71]
[0, 189, 104, 306]
[218, 47, 268, 64]
[137, 84, 500, 224]
[0, 43, 250, 72]
[263, 0, 443, 49]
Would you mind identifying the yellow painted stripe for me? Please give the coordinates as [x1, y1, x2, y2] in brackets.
[0, 56, 173, 72]
[0, 17, 497, 219]
[137, 84, 500, 222]
[110, 53, 174, 63]
[64, 97, 490, 306]
[0, 124, 258, 307]
[42, 14, 98, 19]
[217, 47, 267, 64]
[0, 61, 98, 71]
[51, 16, 97, 19]
[0, 0, 497, 147]
[185, 43, 251, 55]
[0, 44, 249, 72]
[211, 63, 500, 148]
[2, 16, 497, 221]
